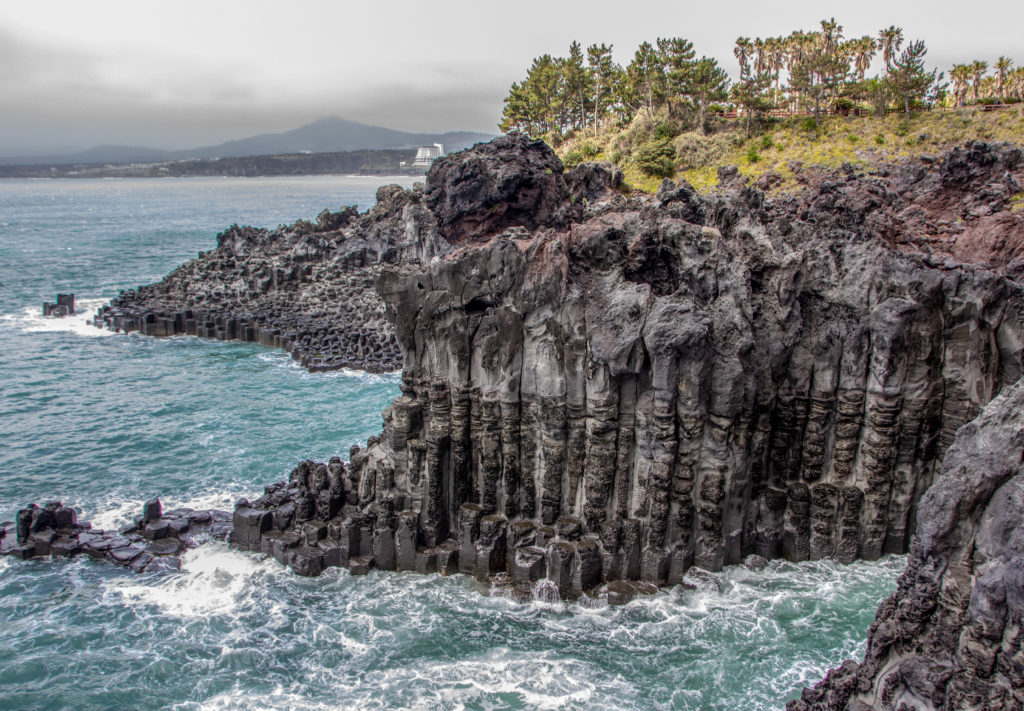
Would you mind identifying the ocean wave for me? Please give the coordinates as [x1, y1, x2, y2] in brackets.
[106, 543, 279, 619]
[254, 350, 402, 383]
[1, 298, 113, 337]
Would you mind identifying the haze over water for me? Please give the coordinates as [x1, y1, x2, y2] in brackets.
[0, 176, 902, 710]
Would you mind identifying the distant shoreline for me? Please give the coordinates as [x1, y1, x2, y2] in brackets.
[0, 149, 430, 179]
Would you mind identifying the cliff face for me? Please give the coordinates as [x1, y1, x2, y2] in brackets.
[224, 137, 1024, 607]
[348, 138, 1024, 586]
[790, 377, 1024, 711]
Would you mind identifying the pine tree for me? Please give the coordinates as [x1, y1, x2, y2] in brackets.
[889, 40, 938, 120]
[687, 57, 730, 134]
[657, 37, 697, 119]
[587, 44, 616, 133]
[563, 41, 592, 135]
[731, 70, 772, 137]
[789, 30, 849, 125]
[627, 42, 666, 117]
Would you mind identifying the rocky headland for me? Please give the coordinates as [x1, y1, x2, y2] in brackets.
[10, 134, 1024, 707]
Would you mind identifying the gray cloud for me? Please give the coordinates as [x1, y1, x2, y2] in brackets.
[0, 0, 1020, 157]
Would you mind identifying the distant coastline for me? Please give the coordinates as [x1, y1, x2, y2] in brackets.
[0, 149, 429, 179]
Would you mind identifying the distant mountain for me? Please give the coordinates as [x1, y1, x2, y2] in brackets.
[0, 145, 175, 166]
[0, 118, 497, 166]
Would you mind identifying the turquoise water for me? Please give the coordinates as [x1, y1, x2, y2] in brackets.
[0, 176, 902, 710]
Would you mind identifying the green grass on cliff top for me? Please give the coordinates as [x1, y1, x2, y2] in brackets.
[557, 107, 1024, 194]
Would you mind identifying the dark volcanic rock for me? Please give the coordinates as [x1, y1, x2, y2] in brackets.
[424, 133, 575, 243]
[348, 137, 1024, 599]
[199, 138, 1023, 624]
[791, 377, 1024, 711]
[1, 499, 231, 574]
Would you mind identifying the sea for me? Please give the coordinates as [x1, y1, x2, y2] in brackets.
[0, 175, 903, 710]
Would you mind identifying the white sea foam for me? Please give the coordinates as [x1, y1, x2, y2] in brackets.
[168, 491, 252, 514]
[108, 543, 278, 619]
[255, 350, 401, 384]
[1, 298, 114, 337]
[88, 497, 146, 530]
[87, 490, 251, 531]
[182, 688, 342, 711]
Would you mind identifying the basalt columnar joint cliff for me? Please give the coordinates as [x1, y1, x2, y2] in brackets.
[790, 377, 1024, 711]
[214, 136, 1024, 605]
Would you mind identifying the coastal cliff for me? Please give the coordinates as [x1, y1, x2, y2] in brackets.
[9, 135, 1024, 707]
[221, 136, 1024, 600]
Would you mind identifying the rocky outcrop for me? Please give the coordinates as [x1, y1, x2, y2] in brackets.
[94, 135, 629, 374]
[0, 499, 232, 573]
[95, 192, 418, 373]
[218, 137, 1024, 607]
[43, 292, 75, 317]
[790, 376, 1024, 711]
[774, 142, 1024, 270]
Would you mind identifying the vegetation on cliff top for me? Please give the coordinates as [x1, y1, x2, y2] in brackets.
[499, 19, 1023, 193]
[573, 106, 1024, 193]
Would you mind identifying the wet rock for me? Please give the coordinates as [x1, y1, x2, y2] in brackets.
[129, 552, 154, 573]
[512, 546, 547, 584]
[144, 556, 181, 574]
[349, 555, 374, 576]
[147, 538, 181, 556]
[2, 500, 230, 575]
[109, 544, 146, 563]
[598, 580, 660, 606]
[743, 554, 769, 572]
[679, 567, 724, 593]
[289, 546, 324, 577]
[142, 498, 162, 523]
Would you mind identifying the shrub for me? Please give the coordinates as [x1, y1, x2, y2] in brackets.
[874, 134, 885, 145]
[654, 123, 675, 140]
[846, 133, 859, 143]
[635, 138, 676, 177]
[760, 134, 774, 150]
[745, 146, 760, 163]
[894, 121, 910, 137]
[562, 150, 584, 169]
[672, 131, 733, 170]
[610, 150, 623, 164]
[799, 117, 819, 133]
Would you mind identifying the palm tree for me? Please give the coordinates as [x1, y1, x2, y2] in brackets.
[753, 38, 766, 75]
[849, 36, 877, 82]
[950, 64, 971, 107]
[820, 18, 843, 52]
[1012, 67, 1024, 101]
[765, 36, 786, 107]
[785, 31, 812, 111]
[734, 37, 753, 78]
[878, 25, 904, 69]
[970, 60, 988, 104]
[996, 56, 1013, 102]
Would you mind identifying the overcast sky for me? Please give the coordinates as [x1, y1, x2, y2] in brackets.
[1, 0, 1021, 155]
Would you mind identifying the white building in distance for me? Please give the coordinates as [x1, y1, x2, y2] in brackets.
[413, 143, 444, 167]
